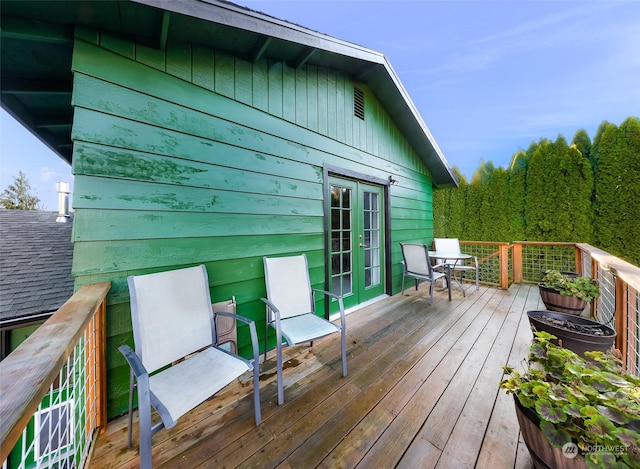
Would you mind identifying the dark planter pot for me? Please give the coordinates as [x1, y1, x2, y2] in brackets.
[538, 284, 588, 315]
[514, 397, 586, 469]
[527, 310, 616, 357]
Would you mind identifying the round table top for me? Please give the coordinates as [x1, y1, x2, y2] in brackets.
[429, 251, 472, 260]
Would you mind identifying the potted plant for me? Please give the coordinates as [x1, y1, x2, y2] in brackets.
[527, 310, 616, 358]
[539, 270, 600, 315]
[500, 332, 640, 468]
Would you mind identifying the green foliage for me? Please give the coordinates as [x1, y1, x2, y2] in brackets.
[433, 166, 467, 238]
[540, 270, 601, 302]
[464, 180, 484, 240]
[432, 182, 449, 238]
[500, 333, 640, 467]
[525, 136, 594, 242]
[525, 138, 553, 240]
[572, 129, 592, 162]
[592, 117, 640, 265]
[486, 168, 510, 241]
[508, 150, 528, 241]
[0, 171, 41, 210]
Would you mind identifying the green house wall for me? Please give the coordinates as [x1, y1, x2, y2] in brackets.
[70, 30, 436, 417]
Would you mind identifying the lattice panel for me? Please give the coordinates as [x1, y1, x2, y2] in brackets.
[595, 266, 616, 329]
[626, 285, 640, 376]
[582, 251, 592, 278]
[520, 244, 577, 283]
[460, 243, 509, 286]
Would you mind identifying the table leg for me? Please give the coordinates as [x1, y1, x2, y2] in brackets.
[447, 265, 452, 301]
[451, 260, 466, 298]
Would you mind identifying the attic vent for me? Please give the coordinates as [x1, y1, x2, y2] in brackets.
[354, 87, 365, 120]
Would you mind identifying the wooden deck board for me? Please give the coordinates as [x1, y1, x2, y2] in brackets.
[92, 284, 537, 468]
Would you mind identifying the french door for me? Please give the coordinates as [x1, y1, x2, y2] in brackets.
[329, 177, 385, 310]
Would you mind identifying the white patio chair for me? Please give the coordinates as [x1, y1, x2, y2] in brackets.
[433, 238, 480, 292]
[400, 243, 447, 304]
[119, 265, 261, 469]
[261, 254, 347, 405]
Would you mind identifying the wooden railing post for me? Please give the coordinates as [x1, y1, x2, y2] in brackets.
[575, 246, 583, 276]
[499, 244, 510, 289]
[512, 242, 522, 284]
[615, 276, 629, 370]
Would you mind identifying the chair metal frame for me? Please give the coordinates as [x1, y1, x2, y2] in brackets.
[261, 254, 347, 405]
[119, 265, 261, 469]
[400, 242, 447, 304]
[433, 238, 480, 293]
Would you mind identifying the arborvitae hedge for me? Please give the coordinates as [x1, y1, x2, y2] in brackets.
[592, 117, 640, 264]
[508, 150, 528, 241]
[433, 117, 640, 266]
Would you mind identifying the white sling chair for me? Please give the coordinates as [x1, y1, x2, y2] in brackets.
[262, 254, 347, 405]
[433, 238, 480, 293]
[400, 243, 447, 304]
[119, 265, 261, 469]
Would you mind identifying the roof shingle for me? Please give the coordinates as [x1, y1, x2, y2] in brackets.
[0, 210, 74, 324]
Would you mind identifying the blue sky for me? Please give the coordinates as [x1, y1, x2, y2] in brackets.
[1, 0, 638, 210]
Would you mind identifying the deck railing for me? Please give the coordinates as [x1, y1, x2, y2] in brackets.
[576, 244, 640, 375]
[459, 241, 512, 288]
[0, 282, 111, 469]
[460, 241, 640, 375]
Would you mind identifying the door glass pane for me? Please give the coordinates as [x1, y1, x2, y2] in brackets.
[332, 253, 340, 275]
[342, 187, 351, 208]
[330, 184, 353, 297]
[363, 191, 381, 288]
[342, 232, 351, 251]
[331, 208, 340, 230]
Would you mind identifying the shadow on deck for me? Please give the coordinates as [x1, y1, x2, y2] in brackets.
[93, 283, 541, 468]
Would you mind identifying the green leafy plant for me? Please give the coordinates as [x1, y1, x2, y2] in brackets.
[540, 270, 601, 302]
[501, 332, 640, 468]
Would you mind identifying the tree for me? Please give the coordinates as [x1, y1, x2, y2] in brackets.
[486, 167, 510, 241]
[0, 171, 41, 210]
[508, 149, 529, 241]
[525, 138, 553, 240]
[572, 129, 591, 162]
[592, 117, 640, 265]
[448, 167, 468, 238]
[433, 166, 467, 238]
[525, 136, 593, 242]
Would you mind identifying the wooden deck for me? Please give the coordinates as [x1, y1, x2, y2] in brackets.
[92, 283, 543, 468]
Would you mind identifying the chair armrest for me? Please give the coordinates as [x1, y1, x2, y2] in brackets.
[461, 255, 478, 268]
[214, 310, 252, 326]
[312, 289, 346, 328]
[260, 297, 281, 323]
[213, 311, 260, 369]
[118, 344, 148, 379]
[313, 288, 340, 300]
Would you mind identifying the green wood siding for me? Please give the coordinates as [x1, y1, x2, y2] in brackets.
[71, 33, 436, 417]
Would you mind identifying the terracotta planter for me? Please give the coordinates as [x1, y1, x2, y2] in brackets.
[514, 397, 586, 469]
[527, 310, 616, 357]
[538, 284, 588, 315]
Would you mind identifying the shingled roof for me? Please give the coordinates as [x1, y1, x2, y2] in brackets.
[0, 210, 74, 327]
